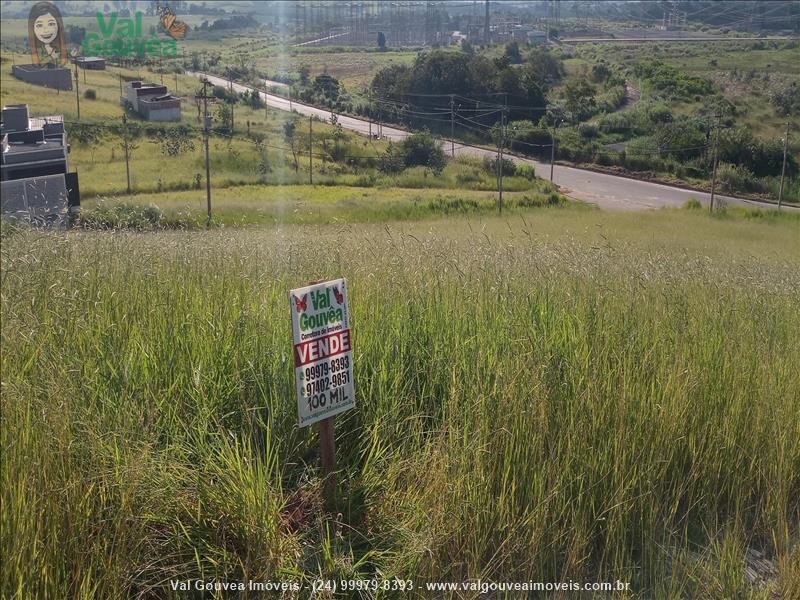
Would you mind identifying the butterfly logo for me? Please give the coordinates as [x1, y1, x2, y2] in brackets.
[156, 3, 187, 40]
[332, 286, 344, 305]
[292, 294, 308, 313]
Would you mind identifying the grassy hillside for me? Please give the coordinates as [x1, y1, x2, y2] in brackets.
[2, 209, 799, 598]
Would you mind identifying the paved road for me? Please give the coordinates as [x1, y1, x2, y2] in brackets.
[561, 36, 792, 44]
[192, 72, 794, 212]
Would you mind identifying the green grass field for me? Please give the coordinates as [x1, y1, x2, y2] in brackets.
[2, 208, 799, 598]
[79, 182, 564, 227]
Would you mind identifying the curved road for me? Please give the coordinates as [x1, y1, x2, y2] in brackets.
[192, 72, 793, 212]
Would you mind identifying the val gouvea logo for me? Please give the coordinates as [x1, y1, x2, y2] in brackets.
[82, 1, 185, 58]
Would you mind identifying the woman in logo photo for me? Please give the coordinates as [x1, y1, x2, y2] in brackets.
[28, 1, 67, 67]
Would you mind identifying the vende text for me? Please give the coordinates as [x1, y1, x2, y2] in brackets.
[294, 330, 351, 367]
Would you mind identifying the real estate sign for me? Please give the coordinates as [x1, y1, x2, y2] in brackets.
[290, 279, 354, 427]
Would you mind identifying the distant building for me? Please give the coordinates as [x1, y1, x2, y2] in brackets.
[74, 56, 106, 70]
[0, 104, 78, 227]
[526, 30, 549, 45]
[450, 30, 468, 45]
[121, 81, 181, 122]
[11, 64, 72, 91]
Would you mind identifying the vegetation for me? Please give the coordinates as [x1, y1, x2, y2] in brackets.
[3, 210, 799, 598]
[380, 131, 447, 174]
[366, 48, 563, 125]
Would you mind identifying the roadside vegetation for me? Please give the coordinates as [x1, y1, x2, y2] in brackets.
[358, 40, 798, 204]
[0, 49, 561, 224]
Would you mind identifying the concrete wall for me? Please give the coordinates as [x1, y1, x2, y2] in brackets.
[140, 104, 182, 122]
[12, 65, 72, 91]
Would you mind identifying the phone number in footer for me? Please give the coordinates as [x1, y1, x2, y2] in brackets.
[312, 579, 414, 594]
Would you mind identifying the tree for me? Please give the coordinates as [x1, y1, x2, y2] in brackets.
[504, 41, 522, 64]
[313, 73, 340, 105]
[524, 48, 564, 92]
[149, 126, 196, 157]
[65, 25, 86, 47]
[249, 132, 270, 174]
[591, 63, 612, 84]
[215, 102, 233, 134]
[563, 80, 596, 122]
[298, 64, 310, 86]
[399, 130, 446, 173]
[377, 31, 386, 50]
[68, 123, 103, 164]
[283, 120, 298, 172]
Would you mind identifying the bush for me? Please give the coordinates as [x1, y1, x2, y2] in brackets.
[516, 164, 536, 181]
[507, 120, 551, 159]
[716, 163, 761, 194]
[578, 123, 599, 139]
[380, 131, 447, 174]
[513, 192, 563, 207]
[427, 196, 480, 214]
[483, 156, 516, 177]
[75, 202, 189, 231]
[83, 89, 97, 100]
[379, 143, 406, 174]
[683, 197, 702, 210]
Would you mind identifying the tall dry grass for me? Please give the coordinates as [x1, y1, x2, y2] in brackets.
[2, 213, 799, 598]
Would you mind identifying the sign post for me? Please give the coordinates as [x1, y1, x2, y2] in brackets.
[289, 278, 355, 509]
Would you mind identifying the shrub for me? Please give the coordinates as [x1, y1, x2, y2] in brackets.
[513, 192, 563, 207]
[379, 143, 406, 174]
[83, 89, 97, 100]
[402, 131, 446, 172]
[427, 196, 480, 214]
[683, 197, 702, 210]
[507, 120, 551, 159]
[75, 202, 189, 231]
[716, 163, 761, 194]
[578, 123, 599, 139]
[516, 164, 536, 181]
[769, 82, 799, 117]
[483, 156, 516, 177]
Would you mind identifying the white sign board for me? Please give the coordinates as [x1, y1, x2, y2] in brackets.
[290, 278, 355, 427]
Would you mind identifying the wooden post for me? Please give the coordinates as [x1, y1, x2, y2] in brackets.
[318, 416, 336, 510]
[709, 111, 721, 213]
[74, 65, 80, 120]
[778, 121, 789, 211]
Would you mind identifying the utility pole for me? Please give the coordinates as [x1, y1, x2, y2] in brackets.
[484, 0, 490, 45]
[201, 79, 213, 227]
[122, 114, 131, 194]
[309, 116, 313, 185]
[709, 111, 721, 213]
[450, 94, 455, 157]
[778, 122, 789, 210]
[175, 70, 178, 95]
[550, 127, 556, 182]
[498, 104, 506, 214]
[74, 64, 80, 120]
